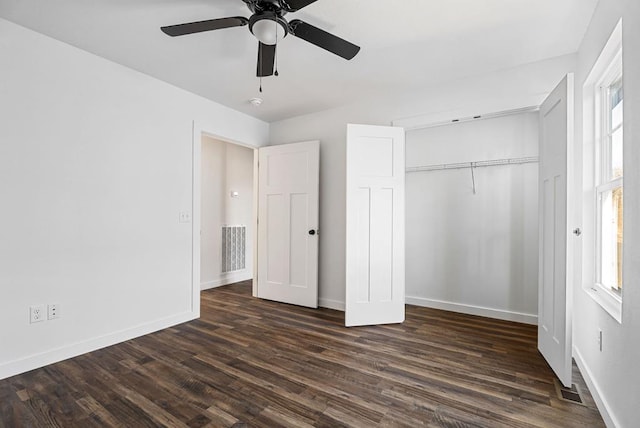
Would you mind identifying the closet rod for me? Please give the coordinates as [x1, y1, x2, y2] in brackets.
[406, 156, 539, 173]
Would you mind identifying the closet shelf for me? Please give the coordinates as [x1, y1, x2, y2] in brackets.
[406, 156, 539, 173]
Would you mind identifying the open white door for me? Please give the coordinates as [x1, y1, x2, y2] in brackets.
[538, 74, 575, 387]
[345, 124, 405, 327]
[257, 141, 319, 308]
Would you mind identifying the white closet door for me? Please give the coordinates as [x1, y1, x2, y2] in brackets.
[345, 124, 405, 327]
[538, 74, 575, 387]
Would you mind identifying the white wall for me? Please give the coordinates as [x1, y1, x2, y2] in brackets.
[0, 19, 268, 379]
[200, 137, 253, 289]
[201, 138, 226, 287]
[405, 113, 539, 323]
[270, 54, 576, 310]
[572, 1, 640, 427]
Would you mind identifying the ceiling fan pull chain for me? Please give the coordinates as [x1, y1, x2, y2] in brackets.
[274, 19, 279, 76]
[259, 41, 263, 92]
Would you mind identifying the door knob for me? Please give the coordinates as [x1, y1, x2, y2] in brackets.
[308, 229, 316, 235]
[573, 228, 582, 236]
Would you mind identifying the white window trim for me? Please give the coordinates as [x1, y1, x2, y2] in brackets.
[582, 19, 623, 323]
[588, 282, 622, 323]
[594, 52, 623, 185]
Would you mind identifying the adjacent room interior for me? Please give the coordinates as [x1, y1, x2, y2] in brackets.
[200, 135, 254, 291]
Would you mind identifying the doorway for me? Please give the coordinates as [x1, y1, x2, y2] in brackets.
[200, 135, 255, 291]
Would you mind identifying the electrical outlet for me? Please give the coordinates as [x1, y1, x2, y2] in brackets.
[48, 304, 60, 320]
[597, 329, 603, 352]
[179, 211, 192, 223]
[30, 305, 46, 323]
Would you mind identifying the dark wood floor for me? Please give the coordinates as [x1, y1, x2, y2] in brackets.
[1, 281, 604, 427]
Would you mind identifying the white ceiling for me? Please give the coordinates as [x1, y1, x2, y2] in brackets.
[0, 0, 598, 122]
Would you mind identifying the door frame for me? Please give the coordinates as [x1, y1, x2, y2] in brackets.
[191, 121, 260, 317]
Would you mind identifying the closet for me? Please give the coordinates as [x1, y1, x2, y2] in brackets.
[404, 110, 539, 323]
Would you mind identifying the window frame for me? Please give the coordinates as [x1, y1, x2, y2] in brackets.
[594, 54, 623, 296]
[582, 19, 623, 323]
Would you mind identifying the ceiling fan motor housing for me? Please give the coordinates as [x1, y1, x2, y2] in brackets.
[244, 0, 288, 13]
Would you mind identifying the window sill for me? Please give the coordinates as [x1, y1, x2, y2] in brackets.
[585, 283, 622, 323]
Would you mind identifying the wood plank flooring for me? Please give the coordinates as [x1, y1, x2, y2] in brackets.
[1, 281, 605, 427]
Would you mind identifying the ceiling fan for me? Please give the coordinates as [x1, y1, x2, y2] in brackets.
[160, 0, 360, 78]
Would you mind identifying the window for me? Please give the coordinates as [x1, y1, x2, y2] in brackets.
[596, 63, 623, 294]
[583, 19, 623, 322]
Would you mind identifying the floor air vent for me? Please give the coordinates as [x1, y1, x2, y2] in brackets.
[554, 379, 585, 405]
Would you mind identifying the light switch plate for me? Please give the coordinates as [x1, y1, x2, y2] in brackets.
[179, 211, 191, 223]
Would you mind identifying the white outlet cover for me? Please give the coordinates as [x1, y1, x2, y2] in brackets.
[30, 305, 46, 323]
[48, 303, 60, 320]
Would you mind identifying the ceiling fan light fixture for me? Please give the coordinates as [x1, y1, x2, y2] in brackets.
[250, 14, 287, 45]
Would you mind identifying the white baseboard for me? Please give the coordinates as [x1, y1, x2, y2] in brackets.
[0, 311, 197, 380]
[405, 295, 538, 325]
[573, 346, 619, 428]
[201, 272, 252, 290]
[316, 296, 536, 325]
[319, 298, 345, 311]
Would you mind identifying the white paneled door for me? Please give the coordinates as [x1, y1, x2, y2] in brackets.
[538, 74, 575, 387]
[345, 124, 405, 327]
[257, 141, 319, 308]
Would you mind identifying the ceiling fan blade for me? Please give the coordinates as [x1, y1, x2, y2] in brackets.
[279, 0, 320, 12]
[161, 17, 248, 37]
[289, 20, 360, 60]
[257, 42, 276, 77]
